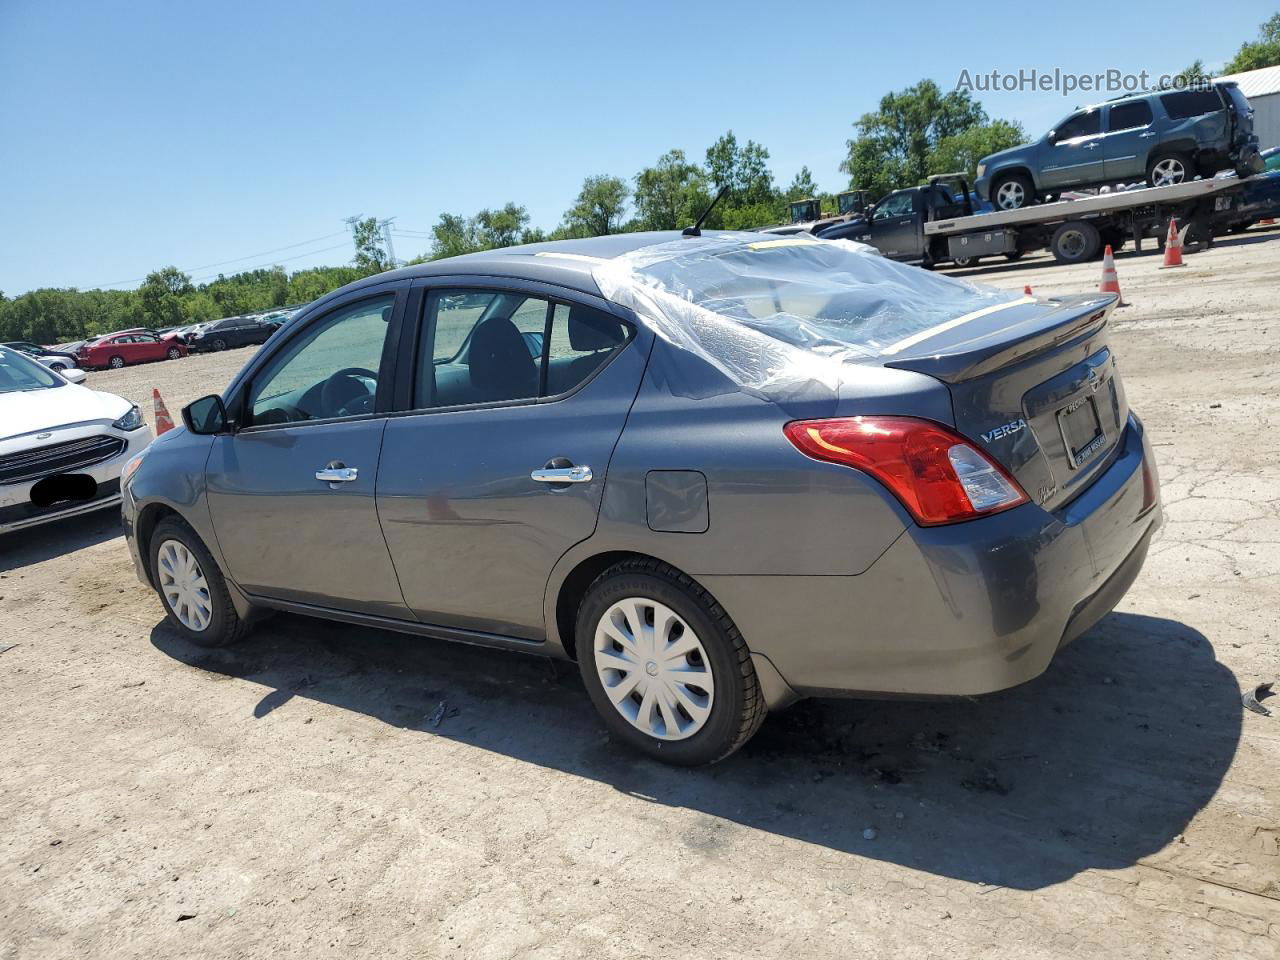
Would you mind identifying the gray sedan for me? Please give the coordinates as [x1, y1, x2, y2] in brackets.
[121, 232, 1161, 765]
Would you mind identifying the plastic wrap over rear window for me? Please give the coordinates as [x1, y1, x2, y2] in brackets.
[591, 233, 1018, 401]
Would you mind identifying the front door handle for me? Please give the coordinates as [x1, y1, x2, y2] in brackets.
[531, 465, 592, 484]
[316, 463, 358, 486]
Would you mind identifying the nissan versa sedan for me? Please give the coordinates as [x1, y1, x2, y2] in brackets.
[122, 232, 1161, 765]
[0, 346, 152, 533]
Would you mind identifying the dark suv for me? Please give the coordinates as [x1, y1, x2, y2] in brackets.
[976, 83, 1263, 210]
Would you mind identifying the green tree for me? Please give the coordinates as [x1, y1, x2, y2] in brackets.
[930, 120, 1026, 182]
[1224, 13, 1280, 73]
[633, 149, 712, 230]
[842, 80, 989, 196]
[705, 131, 776, 207]
[138, 267, 195, 329]
[562, 175, 630, 236]
[783, 165, 820, 201]
[1160, 60, 1211, 89]
[351, 216, 390, 273]
[475, 203, 531, 248]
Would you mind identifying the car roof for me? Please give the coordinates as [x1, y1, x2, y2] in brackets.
[329, 231, 691, 307]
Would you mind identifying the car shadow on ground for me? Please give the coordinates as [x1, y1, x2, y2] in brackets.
[0, 508, 122, 574]
[151, 609, 1239, 891]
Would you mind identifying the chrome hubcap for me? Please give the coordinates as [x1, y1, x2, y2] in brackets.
[157, 539, 212, 632]
[996, 181, 1025, 209]
[593, 597, 714, 741]
[1152, 159, 1185, 186]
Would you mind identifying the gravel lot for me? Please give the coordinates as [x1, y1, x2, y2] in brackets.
[3, 228, 1279, 959]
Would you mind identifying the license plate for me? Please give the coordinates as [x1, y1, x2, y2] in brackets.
[1057, 394, 1106, 469]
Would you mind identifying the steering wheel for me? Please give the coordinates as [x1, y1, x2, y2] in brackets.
[320, 367, 378, 418]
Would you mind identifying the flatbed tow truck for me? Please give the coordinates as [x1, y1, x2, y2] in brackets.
[817, 173, 1255, 266]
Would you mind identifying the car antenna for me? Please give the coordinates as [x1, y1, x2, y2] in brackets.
[683, 186, 730, 237]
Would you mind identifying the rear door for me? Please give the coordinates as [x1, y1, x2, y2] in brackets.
[204, 287, 410, 617]
[1041, 109, 1105, 188]
[376, 281, 649, 639]
[1102, 100, 1157, 183]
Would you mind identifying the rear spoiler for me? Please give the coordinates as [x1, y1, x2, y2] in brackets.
[882, 293, 1116, 383]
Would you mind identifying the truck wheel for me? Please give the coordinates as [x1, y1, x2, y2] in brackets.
[1147, 153, 1191, 188]
[991, 172, 1035, 211]
[1050, 222, 1101, 264]
[952, 255, 979, 267]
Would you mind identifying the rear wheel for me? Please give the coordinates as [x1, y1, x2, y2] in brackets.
[991, 172, 1035, 211]
[1050, 221, 1101, 264]
[1147, 152, 1191, 188]
[108, 355, 125, 369]
[576, 559, 766, 766]
[150, 517, 250, 648]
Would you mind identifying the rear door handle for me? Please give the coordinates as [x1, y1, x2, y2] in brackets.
[316, 464, 358, 485]
[1139, 131, 1156, 138]
[531, 465, 592, 484]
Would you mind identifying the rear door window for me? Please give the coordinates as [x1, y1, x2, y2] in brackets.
[1108, 101, 1153, 131]
[1159, 89, 1224, 120]
[419, 291, 630, 408]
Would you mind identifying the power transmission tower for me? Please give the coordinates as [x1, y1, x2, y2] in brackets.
[378, 217, 398, 269]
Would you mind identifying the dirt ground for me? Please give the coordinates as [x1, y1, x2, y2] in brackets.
[2, 228, 1279, 959]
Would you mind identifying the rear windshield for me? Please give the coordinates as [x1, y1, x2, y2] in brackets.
[1159, 89, 1224, 120]
[591, 234, 1017, 398]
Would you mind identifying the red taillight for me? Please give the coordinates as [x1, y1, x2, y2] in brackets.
[783, 416, 1029, 526]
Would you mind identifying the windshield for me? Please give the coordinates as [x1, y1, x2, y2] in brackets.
[0, 347, 64, 393]
[591, 233, 1016, 401]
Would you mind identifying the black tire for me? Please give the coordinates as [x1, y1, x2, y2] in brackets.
[990, 171, 1035, 211]
[1147, 152, 1192, 189]
[149, 517, 250, 648]
[952, 255, 979, 268]
[212, 338, 227, 352]
[108, 355, 125, 369]
[49, 362, 67, 372]
[1050, 221, 1101, 264]
[575, 559, 766, 766]
[166, 346, 181, 360]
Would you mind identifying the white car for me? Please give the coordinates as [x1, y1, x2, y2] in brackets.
[0, 346, 152, 534]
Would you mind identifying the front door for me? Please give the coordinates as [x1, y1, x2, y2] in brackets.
[1102, 100, 1157, 184]
[205, 289, 410, 618]
[868, 190, 921, 260]
[1041, 109, 1106, 189]
[376, 286, 648, 639]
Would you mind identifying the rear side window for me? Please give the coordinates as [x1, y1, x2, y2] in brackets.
[420, 291, 629, 409]
[1159, 89, 1223, 120]
[1055, 110, 1101, 141]
[1108, 101, 1153, 131]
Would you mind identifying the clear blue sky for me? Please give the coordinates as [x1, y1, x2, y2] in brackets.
[2, 0, 1273, 293]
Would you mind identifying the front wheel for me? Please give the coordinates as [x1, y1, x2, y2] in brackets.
[991, 172, 1035, 211]
[49, 362, 67, 372]
[211, 338, 227, 352]
[166, 347, 181, 360]
[150, 517, 250, 648]
[576, 559, 766, 766]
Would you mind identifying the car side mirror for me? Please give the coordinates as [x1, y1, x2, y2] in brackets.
[183, 395, 229, 434]
[1047, 130, 1057, 144]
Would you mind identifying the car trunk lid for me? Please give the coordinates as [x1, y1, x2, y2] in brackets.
[882, 293, 1127, 512]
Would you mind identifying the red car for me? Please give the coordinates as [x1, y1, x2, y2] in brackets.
[77, 330, 188, 370]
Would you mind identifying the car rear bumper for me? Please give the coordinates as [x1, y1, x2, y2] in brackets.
[704, 414, 1161, 699]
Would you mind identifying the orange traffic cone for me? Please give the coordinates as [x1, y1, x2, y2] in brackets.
[1098, 245, 1125, 305]
[1160, 217, 1186, 269]
[153, 388, 175, 435]
[1024, 284, 1034, 296]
